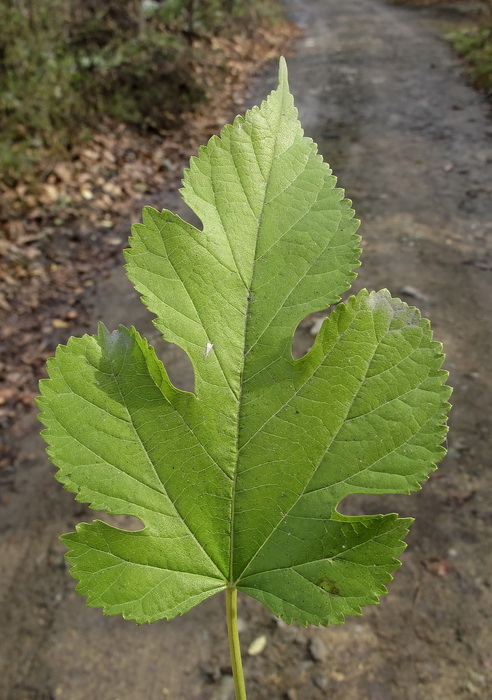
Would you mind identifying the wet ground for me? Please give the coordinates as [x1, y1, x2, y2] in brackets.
[1, 0, 491, 698]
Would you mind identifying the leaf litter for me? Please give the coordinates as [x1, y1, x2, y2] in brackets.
[0, 21, 300, 481]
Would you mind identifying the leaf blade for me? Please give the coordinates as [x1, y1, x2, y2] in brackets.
[238, 514, 412, 626]
[38, 323, 230, 610]
[62, 521, 225, 623]
[233, 289, 450, 585]
[39, 60, 450, 627]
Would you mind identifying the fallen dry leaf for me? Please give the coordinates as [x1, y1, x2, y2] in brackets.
[422, 558, 456, 577]
[0, 15, 299, 483]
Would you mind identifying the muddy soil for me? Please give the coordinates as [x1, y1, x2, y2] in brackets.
[1, 0, 491, 698]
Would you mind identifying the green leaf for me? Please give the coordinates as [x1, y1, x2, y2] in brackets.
[38, 58, 451, 626]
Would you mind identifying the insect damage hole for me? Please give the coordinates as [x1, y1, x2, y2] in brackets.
[94, 513, 146, 532]
[155, 338, 195, 393]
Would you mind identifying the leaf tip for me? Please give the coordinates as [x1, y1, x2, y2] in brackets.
[96, 320, 109, 340]
[278, 56, 289, 91]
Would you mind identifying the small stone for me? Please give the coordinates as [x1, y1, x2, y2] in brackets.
[52, 318, 70, 329]
[312, 674, 328, 690]
[300, 660, 315, 671]
[201, 662, 221, 683]
[308, 636, 328, 663]
[247, 634, 267, 656]
[446, 446, 460, 461]
[236, 616, 247, 633]
[453, 436, 469, 451]
[469, 670, 486, 685]
[212, 675, 235, 700]
[274, 617, 288, 630]
[459, 680, 480, 695]
[399, 285, 428, 302]
[330, 671, 346, 682]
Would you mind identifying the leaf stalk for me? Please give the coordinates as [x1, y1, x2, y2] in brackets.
[226, 586, 247, 699]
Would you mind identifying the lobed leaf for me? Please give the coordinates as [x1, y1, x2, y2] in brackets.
[38, 58, 451, 626]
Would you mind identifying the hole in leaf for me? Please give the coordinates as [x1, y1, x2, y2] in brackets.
[292, 290, 359, 360]
[292, 307, 334, 360]
[176, 200, 202, 231]
[336, 493, 414, 519]
[140, 323, 195, 393]
[155, 338, 195, 393]
[94, 513, 145, 531]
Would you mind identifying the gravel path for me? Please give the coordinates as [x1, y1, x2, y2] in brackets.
[1, 1, 491, 698]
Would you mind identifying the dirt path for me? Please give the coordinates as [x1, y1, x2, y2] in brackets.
[1, 1, 491, 698]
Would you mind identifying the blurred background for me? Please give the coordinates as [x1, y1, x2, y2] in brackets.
[1, 0, 491, 698]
